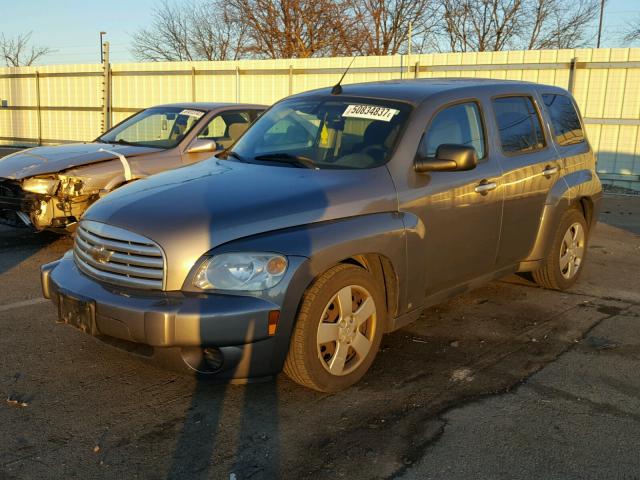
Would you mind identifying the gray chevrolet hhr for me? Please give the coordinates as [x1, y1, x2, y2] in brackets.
[41, 79, 602, 392]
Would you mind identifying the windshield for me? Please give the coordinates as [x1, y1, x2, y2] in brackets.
[228, 97, 412, 169]
[98, 107, 206, 149]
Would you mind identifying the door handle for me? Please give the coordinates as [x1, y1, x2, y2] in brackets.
[542, 166, 559, 177]
[474, 181, 497, 194]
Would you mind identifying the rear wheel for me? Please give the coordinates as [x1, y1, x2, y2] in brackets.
[283, 264, 385, 392]
[532, 208, 588, 290]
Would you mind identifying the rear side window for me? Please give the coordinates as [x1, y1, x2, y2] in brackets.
[420, 102, 486, 159]
[542, 94, 584, 146]
[493, 96, 545, 154]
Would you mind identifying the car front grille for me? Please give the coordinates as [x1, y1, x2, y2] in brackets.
[73, 220, 165, 290]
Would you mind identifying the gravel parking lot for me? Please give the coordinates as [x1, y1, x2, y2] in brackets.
[0, 149, 639, 479]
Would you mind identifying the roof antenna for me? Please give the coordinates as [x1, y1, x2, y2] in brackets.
[331, 56, 357, 95]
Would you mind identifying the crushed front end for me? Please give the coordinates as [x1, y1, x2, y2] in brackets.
[0, 175, 98, 232]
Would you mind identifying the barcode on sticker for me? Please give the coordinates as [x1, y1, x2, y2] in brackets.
[179, 109, 205, 118]
[342, 105, 399, 122]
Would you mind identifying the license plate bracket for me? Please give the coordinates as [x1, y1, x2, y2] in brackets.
[57, 292, 97, 335]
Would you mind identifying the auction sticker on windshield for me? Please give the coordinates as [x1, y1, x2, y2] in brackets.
[342, 104, 399, 122]
[180, 109, 205, 118]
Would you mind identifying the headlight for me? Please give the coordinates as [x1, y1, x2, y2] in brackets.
[193, 253, 288, 291]
[22, 177, 60, 195]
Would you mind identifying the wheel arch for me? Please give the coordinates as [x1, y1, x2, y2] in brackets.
[519, 169, 602, 271]
[339, 253, 400, 321]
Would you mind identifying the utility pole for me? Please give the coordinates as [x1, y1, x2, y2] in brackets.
[596, 0, 605, 48]
[99, 31, 107, 63]
[101, 42, 111, 133]
[408, 21, 413, 77]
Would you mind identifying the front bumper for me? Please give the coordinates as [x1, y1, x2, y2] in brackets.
[41, 252, 305, 379]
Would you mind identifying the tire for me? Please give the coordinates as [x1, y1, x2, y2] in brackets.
[532, 207, 589, 291]
[283, 264, 386, 392]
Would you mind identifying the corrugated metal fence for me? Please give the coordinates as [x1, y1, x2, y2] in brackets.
[1, 48, 640, 189]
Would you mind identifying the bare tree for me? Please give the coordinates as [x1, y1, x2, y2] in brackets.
[0, 31, 52, 67]
[225, 0, 357, 58]
[623, 16, 640, 43]
[440, 0, 523, 52]
[439, 0, 598, 52]
[133, 0, 600, 63]
[348, 0, 439, 55]
[525, 0, 599, 49]
[131, 0, 246, 61]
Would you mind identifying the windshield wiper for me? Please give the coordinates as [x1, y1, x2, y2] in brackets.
[112, 139, 138, 146]
[224, 151, 246, 162]
[253, 153, 317, 169]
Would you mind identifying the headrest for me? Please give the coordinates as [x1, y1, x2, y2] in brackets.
[228, 122, 249, 140]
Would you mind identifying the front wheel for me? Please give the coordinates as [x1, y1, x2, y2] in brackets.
[283, 264, 385, 392]
[533, 208, 589, 290]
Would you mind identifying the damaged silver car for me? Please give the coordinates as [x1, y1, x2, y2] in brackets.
[0, 102, 264, 232]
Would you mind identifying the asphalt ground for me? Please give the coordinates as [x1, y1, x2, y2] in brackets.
[0, 150, 638, 477]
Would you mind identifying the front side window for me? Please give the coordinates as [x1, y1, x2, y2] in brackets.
[419, 102, 485, 159]
[229, 97, 412, 169]
[493, 96, 546, 154]
[542, 94, 585, 146]
[99, 107, 205, 149]
[198, 111, 256, 149]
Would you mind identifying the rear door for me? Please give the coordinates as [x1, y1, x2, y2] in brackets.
[541, 92, 591, 177]
[492, 93, 561, 267]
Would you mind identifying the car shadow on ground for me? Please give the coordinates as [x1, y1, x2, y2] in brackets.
[152, 265, 625, 479]
[0, 226, 69, 276]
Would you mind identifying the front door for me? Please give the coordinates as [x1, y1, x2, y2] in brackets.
[400, 100, 503, 297]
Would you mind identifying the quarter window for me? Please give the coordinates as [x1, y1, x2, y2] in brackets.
[420, 102, 485, 159]
[493, 96, 545, 154]
[542, 94, 585, 146]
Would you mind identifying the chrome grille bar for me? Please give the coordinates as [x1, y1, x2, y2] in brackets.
[73, 220, 165, 290]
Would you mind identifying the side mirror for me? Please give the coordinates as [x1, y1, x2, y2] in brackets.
[187, 138, 217, 154]
[414, 144, 478, 173]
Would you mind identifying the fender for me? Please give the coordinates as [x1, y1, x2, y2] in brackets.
[212, 211, 408, 299]
[206, 212, 411, 371]
[519, 168, 602, 270]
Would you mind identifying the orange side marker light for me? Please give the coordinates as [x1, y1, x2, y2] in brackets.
[268, 310, 280, 336]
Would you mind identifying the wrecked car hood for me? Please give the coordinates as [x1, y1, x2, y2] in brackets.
[0, 143, 162, 180]
[84, 158, 398, 290]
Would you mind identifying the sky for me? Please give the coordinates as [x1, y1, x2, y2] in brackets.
[0, 0, 639, 65]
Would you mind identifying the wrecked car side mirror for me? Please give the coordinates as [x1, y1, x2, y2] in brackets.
[187, 139, 218, 154]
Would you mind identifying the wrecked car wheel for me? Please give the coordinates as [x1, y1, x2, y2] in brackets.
[533, 208, 588, 291]
[284, 264, 385, 392]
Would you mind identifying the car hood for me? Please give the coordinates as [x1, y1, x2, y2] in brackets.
[84, 159, 398, 290]
[0, 143, 162, 180]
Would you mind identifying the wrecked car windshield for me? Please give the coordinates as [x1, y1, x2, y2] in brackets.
[228, 97, 411, 169]
[98, 107, 205, 149]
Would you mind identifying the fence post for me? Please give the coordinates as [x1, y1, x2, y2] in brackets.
[35, 71, 42, 146]
[414, 61, 420, 79]
[101, 42, 112, 133]
[235, 66, 240, 102]
[191, 67, 196, 102]
[289, 65, 293, 95]
[568, 57, 578, 94]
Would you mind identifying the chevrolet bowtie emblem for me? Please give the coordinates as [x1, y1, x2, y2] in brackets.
[90, 246, 113, 264]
